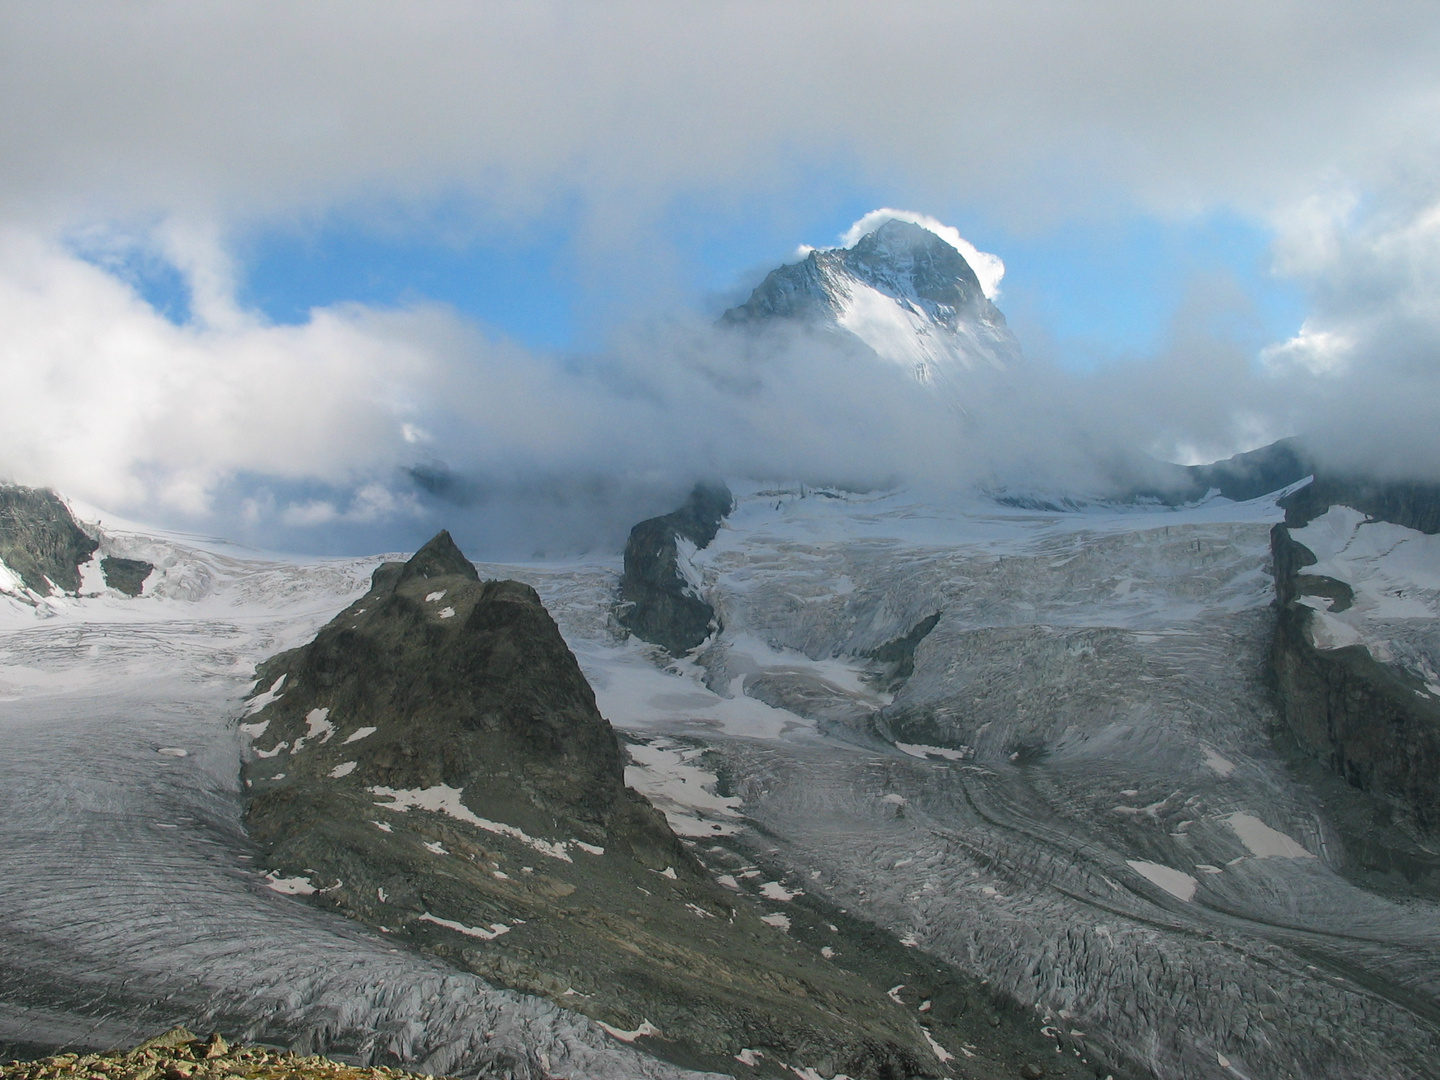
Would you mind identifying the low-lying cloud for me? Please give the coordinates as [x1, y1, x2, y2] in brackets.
[6, 199, 1439, 559]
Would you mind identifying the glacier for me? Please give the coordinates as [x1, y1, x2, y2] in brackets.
[3, 486, 1440, 1078]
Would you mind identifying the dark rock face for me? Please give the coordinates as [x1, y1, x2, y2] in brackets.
[0, 485, 98, 595]
[100, 557, 153, 597]
[618, 483, 733, 656]
[1280, 473, 1440, 534]
[1270, 482, 1440, 838]
[1186, 436, 1313, 503]
[241, 530, 934, 1077]
[1127, 436, 1314, 506]
[866, 612, 941, 694]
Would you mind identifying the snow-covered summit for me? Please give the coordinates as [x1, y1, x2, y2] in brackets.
[723, 218, 1021, 384]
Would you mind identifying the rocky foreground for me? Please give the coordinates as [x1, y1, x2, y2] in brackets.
[1, 1029, 448, 1080]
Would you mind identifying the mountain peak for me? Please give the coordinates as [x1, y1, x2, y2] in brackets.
[722, 216, 1020, 384]
[397, 529, 479, 584]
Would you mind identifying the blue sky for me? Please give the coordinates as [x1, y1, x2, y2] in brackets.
[99, 193, 1304, 370]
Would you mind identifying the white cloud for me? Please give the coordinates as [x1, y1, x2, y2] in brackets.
[0, 227, 436, 515]
[1, 4, 1438, 235]
[1259, 325, 1352, 376]
[840, 209, 1005, 298]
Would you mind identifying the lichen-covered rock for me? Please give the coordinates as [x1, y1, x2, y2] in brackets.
[2, 1028, 453, 1080]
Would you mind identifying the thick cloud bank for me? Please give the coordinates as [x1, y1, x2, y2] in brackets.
[2, 6, 1440, 552]
[3, 4, 1438, 230]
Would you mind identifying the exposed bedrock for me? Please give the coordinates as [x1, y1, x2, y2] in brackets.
[241, 530, 937, 1079]
[1270, 491, 1440, 844]
[617, 482, 733, 656]
[0, 484, 98, 594]
[100, 556, 154, 597]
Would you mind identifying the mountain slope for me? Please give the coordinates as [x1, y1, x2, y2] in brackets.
[723, 219, 1021, 385]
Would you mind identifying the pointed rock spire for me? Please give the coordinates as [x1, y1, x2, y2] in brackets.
[398, 529, 479, 584]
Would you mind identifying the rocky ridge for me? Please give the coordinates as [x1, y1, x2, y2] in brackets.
[240, 530, 951, 1079]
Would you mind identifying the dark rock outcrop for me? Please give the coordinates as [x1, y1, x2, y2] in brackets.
[1185, 436, 1313, 503]
[617, 483, 733, 656]
[1270, 481, 1440, 839]
[241, 530, 934, 1078]
[0, 485, 98, 595]
[100, 557, 153, 597]
[1127, 436, 1315, 506]
[866, 612, 942, 694]
[1279, 473, 1440, 534]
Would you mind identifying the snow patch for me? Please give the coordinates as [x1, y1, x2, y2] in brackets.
[895, 741, 969, 761]
[244, 674, 286, 716]
[1127, 860, 1198, 902]
[292, 707, 333, 752]
[263, 872, 316, 896]
[342, 726, 377, 744]
[417, 912, 510, 940]
[760, 881, 801, 902]
[760, 912, 791, 930]
[595, 1019, 660, 1043]
[920, 1028, 954, 1065]
[624, 737, 742, 837]
[328, 761, 357, 778]
[1202, 746, 1236, 777]
[1225, 813, 1315, 859]
[368, 784, 574, 861]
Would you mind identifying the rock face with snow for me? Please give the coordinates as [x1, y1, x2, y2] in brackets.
[617, 482, 732, 656]
[723, 218, 1021, 384]
[0, 485, 98, 595]
[1271, 477, 1440, 846]
[241, 529, 938, 1078]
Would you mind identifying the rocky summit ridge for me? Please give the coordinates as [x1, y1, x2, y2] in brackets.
[722, 219, 1021, 384]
